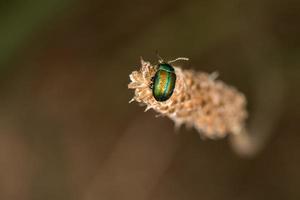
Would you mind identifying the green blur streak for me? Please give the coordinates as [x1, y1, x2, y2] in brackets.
[0, 0, 73, 66]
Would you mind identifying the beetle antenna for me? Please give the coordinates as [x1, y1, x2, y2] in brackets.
[155, 51, 164, 63]
[168, 57, 189, 64]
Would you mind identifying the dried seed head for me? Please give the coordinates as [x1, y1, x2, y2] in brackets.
[128, 58, 248, 139]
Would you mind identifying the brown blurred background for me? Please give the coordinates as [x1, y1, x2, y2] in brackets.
[0, 0, 299, 199]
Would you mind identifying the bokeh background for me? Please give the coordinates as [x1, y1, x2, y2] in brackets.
[0, 0, 299, 199]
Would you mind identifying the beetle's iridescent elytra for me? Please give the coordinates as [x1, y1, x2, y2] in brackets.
[152, 63, 176, 102]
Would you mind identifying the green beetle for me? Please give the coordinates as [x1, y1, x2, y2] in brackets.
[151, 63, 177, 102]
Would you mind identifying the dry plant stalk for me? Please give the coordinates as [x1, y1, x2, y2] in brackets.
[128, 58, 248, 139]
